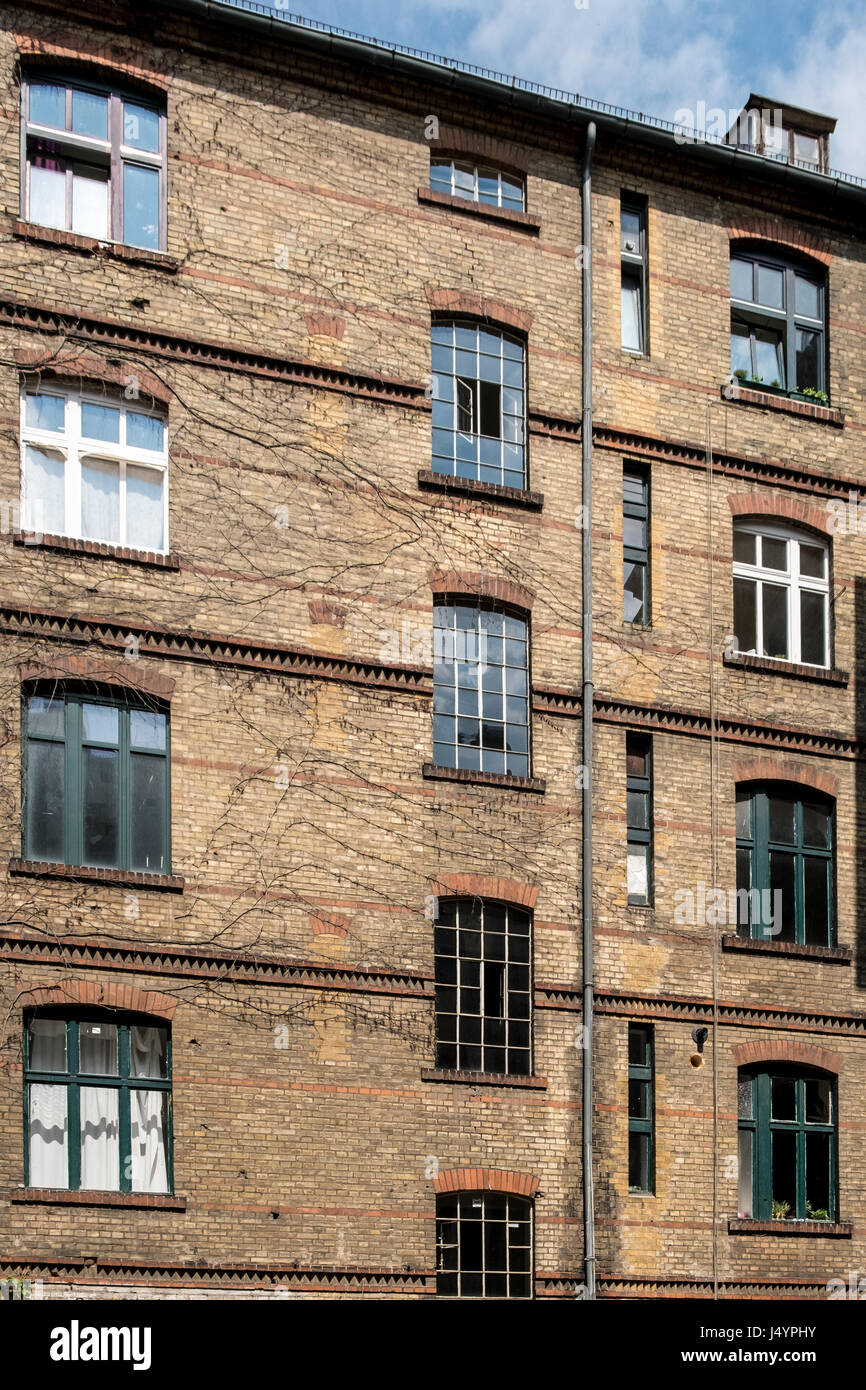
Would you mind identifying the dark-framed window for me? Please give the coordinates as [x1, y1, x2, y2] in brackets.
[730, 249, 826, 397]
[733, 522, 829, 668]
[431, 321, 526, 489]
[628, 1023, 654, 1193]
[433, 604, 529, 777]
[436, 1191, 533, 1298]
[23, 687, 170, 874]
[24, 1011, 172, 1193]
[623, 465, 650, 623]
[621, 195, 648, 353]
[22, 74, 166, 250]
[434, 898, 532, 1076]
[735, 785, 834, 946]
[429, 157, 525, 212]
[738, 1067, 836, 1221]
[626, 733, 653, 905]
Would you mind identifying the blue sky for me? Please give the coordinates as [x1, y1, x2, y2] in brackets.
[260, 0, 866, 177]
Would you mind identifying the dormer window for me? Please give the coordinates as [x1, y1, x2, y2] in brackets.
[725, 95, 834, 176]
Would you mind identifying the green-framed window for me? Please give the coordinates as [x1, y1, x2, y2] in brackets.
[436, 1191, 533, 1299]
[23, 687, 170, 873]
[24, 1012, 172, 1193]
[735, 785, 834, 945]
[738, 1067, 836, 1221]
[628, 1023, 654, 1193]
[626, 733, 653, 905]
[623, 465, 650, 623]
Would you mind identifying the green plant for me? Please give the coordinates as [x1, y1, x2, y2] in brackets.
[734, 368, 748, 380]
[769, 379, 781, 388]
[806, 1202, 830, 1221]
[772, 1199, 791, 1219]
[801, 387, 829, 405]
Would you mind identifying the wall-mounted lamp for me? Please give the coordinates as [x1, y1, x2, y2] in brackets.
[690, 1026, 709, 1068]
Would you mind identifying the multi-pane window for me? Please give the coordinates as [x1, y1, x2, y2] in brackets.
[730, 251, 826, 396]
[434, 898, 532, 1076]
[628, 1024, 654, 1193]
[621, 196, 648, 353]
[22, 76, 165, 250]
[431, 323, 526, 490]
[733, 523, 829, 667]
[24, 689, 170, 874]
[735, 786, 834, 946]
[25, 1013, 171, 1193]
[623, 465, 650, 623]
[433, 605, 529, 777]
[21, 388, 168, 552]
[738, 1068, 836, 1221]
[436, 1192, 532, 1299]
[429, 158, 525, 212]
[626, 734, 653, 905]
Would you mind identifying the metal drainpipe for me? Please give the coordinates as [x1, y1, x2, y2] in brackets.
[580, 119, 597, 1302]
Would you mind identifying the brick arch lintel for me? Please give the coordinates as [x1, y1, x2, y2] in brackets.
[425, 287, 532, 335]
[426, 125, 529, 177]
[732, 1039, 841, 1074]
[429, 569, 534, 612]
[429, 873, 538, 910]
[19, 653, 175, 701]
[15, 36, 171, 94]
[725, 216, 832, 267]
[19, 979, 177, 1021]
[732, 756, 838, 800]
[432, 1167, 539, 1198]
[16, 347, 173, 408]
[728, 492, 834, 538]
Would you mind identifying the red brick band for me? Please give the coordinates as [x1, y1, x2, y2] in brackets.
[432, 1167, 539, 1198]
[731, 755, 838, 799]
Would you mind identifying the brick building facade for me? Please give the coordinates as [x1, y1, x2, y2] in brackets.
[0, 0, 863, 1299]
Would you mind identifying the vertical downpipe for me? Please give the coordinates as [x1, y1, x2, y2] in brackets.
[581, 120, 597, 1302]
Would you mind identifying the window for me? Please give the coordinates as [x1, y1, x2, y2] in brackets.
[735, 786, 834, 946]
[23, 75, 165, 249]
[433, 605, 529, 777]
[25, 1012, 171, 1193]
[628, 1024, 654, 1193]
[621, 196, 648, 353]
[626, 734, 653, 905]
[436, 1191, 532, 1298]
[732, 522, 829, 667]
[21, 387, 168, 551]
[24, 689, 170, 874]
[434, 898, 531, 1076]
[623, 465, 650, 623]
[431, 322, 526, 490]
[730, 250, 826, 397]
[429, 158, 525, 212]
[738, 1067, 836, 1221]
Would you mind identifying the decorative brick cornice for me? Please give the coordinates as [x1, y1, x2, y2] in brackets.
[426, 126, 529, 175]
[731, 1039, 842, 1073]
[0, 1256, 431, 1295]
[18, 978, 178, 1020]
[428, 569, 534, 611]
[731, 754, 839, 797]
[598, 1274, 839, 1299]
[424, 287, 532, 334]
[18, 652, 176, 700]
[432, 1167, 539, 1198]
[16, 345, 174, 406]
[583, 989, 866, 1040]
[728, 491, 834, 535]
[429, 873, 538, 909]
[725, 214, 833, 266]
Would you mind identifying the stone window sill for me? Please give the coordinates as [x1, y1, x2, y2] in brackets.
[721, 935, 851, 964]
[723, 652, 848, 686]
[417, 469, 543, 511]
[13, 219, 178, 271]
[729, 1218, 851, 1238]
[421, 763, 546, 794]
[8, 859, 184, 892]
[13, 532, 180, 570]
[9, 1187, 186, 1210]
[420, 1068, 547, 1090]
[721, 383, 844, 426]
[417, 189, 540, 233]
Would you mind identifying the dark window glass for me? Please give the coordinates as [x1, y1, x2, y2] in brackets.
[729, 250, 827, 396]
[736, 787, 833, 946]
[434, 899, 532, 1076]
[436, 1192, 532, 1299]
[623, 466, 649, 623]
[627, 1023, 654, 1192]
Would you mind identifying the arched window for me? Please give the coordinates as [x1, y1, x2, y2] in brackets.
[25, 1010, 172, 1194]
[434, 897, 532, 1076]
[431, 322, 526, 490]
[735, 784, 834, 946]
[738, 1066, 836, 1222]
[433, 603, 529, 777]
[429, 157, 525, 212]
[730, 247, 827, 399]
[732, 520, 829, 667]
[436, 1191, 533, 1298]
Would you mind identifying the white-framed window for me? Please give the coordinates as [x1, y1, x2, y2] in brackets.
[21, 387, 168, 553]
[430, 158, 525, 212]
[732, 521, 829, 668]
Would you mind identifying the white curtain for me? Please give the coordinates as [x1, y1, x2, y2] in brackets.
[130, 1027, 168, 1193]
[71, 169, 109, 239]
[127, 466, 164, 551]
[80, 1086, 119, 1190]
[29, 1085, 68, 1188]
[24, 446, 65, 536]
[29, 164, 65, 230]
[621, 280, 642, 352]
[81, 458, 120, 542]
[79, 1022, 117, 1074]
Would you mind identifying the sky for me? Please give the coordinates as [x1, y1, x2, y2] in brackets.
[259, 0, 866, 179]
